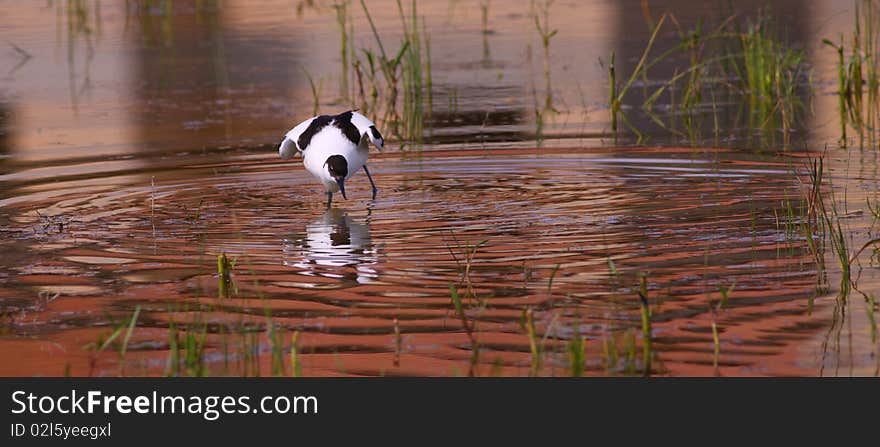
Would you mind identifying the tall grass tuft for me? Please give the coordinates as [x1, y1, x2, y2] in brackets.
[868, 295, 878, 343]
[568, 333, 585, 377]
[290, 331, 302, 377]
[524, 308, 541, 376]
[449, 283, 480, 376]
[824, 0, 880, 148]
[333, 1, 352, 102]
[612, 10, 808, 146]
[356, 0, 432, 145]
[217, 253, 235, 298]
[267, 320, 286, 377]
[739, 12, 805, 147]
[637, 274, 652, 376]
[393, 317, 402, 367]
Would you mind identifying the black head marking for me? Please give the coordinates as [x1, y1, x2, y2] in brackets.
[369, 125, 383, 141]
[325, 155, 348, 179]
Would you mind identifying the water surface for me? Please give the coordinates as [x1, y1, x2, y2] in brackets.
[0, 0, 877, 376]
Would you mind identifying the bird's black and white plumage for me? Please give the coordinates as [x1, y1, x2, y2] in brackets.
[278, 110, 384, 208]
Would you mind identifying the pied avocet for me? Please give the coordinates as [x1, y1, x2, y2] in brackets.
[278, 110, 384, 208]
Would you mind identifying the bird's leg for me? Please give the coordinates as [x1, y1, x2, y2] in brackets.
[326, 191, 333, 209]
[363, 165, 378, 199]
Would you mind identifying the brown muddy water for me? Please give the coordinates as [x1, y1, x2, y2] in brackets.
[0, 0, 878, 376]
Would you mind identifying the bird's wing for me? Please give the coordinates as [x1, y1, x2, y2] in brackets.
[342, 111, 385, 150]
[278, 137, 299, 159]
[279, 115, 330, 159]
[279, 111, 384, 160]
[279, 117, 312, 159]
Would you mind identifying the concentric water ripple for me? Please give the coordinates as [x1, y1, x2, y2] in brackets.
[0, 146, 836, 376]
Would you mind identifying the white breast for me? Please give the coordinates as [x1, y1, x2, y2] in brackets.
[301, 126, 368, 192]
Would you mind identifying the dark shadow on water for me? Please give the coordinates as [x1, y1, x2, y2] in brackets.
[0, 101, 10, 162]
[131, 0, 304, 153]
[0, 101, 10, 226]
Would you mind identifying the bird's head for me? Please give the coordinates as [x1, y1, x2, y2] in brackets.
[324, 155, 349, 199]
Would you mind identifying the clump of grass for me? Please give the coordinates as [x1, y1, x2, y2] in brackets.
[150, 176, 156, 238]
[608, 13, 668, 141]
[290, 331, 302, 377]
[547, 263, 561, 294]
[711, 317, 721, 372]
[823, 192, 851, 295]
[393, 317, 401, 367]
[867, 295, 878, 343]
[637, 274, 652, 376]
[607, 257, 620, 284]
[480, 0, 492, 63]
[827, 36, 849, 145]
[83, 306, 141, 377]
[333, 1, 352, 102]
[801, 157, 880, 300]
[398, 0, 427, 144]
[489, 358, 504, 377]
[527, 0, 558, 145]
[609, 52, 618, 134]
[568, 332, 585, 377]
[797, 158, 828, 290]
[165, 311, 209, 377]
[740, 12, 806, 147]
[82, 256, 322, 378]
[446, 234, 488, 307]
[824, 0, 880, 148]
[718, 281, 735, 309]
[523, 308, 541, 376]
[449, 283, 479, 376]
[600, 329, 641, 375]
[709, 284, 732, 373]
[534, 0, 557, 110]
[267, 320, 286, 377]
[445, 235, 489, 376]
[217, 252, 236, 298]
[612, 10, 808, 146]
[303, 69, 322, 117]
[183, 199, 204, 225]
[118, 306, 141, 375]
[240, 329, 261, 377]
[355, 0, 432, 145]
[602, 336, 618, 373]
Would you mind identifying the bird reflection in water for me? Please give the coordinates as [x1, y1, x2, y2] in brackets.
[283, 208, 378, 284]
